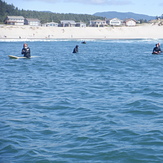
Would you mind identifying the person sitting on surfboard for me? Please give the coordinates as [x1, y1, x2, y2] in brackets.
[21, 43, 31, 58]
[81, 41, 86, 44]
[73, 45, 78, 53]
[152, 43, 161, 54]
[157, 43, 162, 52]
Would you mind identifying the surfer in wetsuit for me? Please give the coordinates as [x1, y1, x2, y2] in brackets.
[21, 43, 31, 58]
[73, 45, 79, 53]
[81, 41, 86, 44]
[157, 43, 162, 52]
[152, 43, 161, 54]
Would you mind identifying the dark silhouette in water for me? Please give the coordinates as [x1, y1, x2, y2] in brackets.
[21, 43, 31, 58]
[73, 45, 79, 53]
[152, 43, 162, 54]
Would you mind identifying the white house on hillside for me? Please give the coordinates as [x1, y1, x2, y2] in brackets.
[60, 20, 76, 27]
[75, 22, 86, 27]
[107, 18, 122, 26]
[43, 22, 58, 27]
[90, 19, 107, 27]
[24, 18, 40, 26]
[124, 18, 137, 26]
[5, 16, 24, 25]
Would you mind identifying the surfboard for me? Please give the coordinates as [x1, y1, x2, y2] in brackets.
[8, 55, 29, 59]
[152, 52, 162, 55]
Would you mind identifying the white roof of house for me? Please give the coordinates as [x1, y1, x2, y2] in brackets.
[91, 19, 106, 22]
[45, 22, 58, 24]
[76, 22, 86, 24]
[124, 18, 137, 22]
[7, 16, 24, 19]
[61, 20, 76, 24]
[108, 18, 121, 21]
[25, 18, 40, 22]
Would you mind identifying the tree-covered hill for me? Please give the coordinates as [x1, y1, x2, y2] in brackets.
[0, 0, 104, 24]
[94, 11, 155, 21]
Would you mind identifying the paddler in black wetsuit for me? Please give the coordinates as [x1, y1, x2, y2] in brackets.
[21, 43, 31, 58]
[152, 43, 161, 54]
[73, 45, 79, 53]
[157, 42, 162, 52]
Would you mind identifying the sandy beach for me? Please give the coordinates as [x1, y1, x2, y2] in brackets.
[0, 24, 163, 40]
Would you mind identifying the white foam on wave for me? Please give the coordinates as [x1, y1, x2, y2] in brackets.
[0, 38, 73, 42]
[0, 38, 163, 44]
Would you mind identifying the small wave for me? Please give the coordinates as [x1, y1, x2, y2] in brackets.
[124, 98, 161, 116]
[0, 38, 76, 42]
[1, 38, 163, 43]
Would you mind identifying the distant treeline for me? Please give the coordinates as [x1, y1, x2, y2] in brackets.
[0, 0, 104, 24]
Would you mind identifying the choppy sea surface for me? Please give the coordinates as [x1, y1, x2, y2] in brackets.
[0, 39, 163, 163]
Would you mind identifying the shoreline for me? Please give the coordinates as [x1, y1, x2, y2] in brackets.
[1, 25, 163, 40]
[0, 38, 161, 41]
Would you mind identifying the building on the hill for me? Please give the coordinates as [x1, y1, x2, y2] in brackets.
[75, 22, 86, 27]
[60, 20, 76, 27]
[106, 18, 122, 26]
[42, 22, 59, 27]
[4, 16, 24, 25]
[90, 19, 107, 27]
[24, 18, 41, 26]
[124, 18, 137, 26]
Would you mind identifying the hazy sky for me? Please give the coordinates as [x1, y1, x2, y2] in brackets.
[3, 0, 163, 16]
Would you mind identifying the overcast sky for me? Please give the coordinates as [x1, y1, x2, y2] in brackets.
[4, 0, 163, 16]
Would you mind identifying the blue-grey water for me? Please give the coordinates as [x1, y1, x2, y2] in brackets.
[0, 39, 163, 163]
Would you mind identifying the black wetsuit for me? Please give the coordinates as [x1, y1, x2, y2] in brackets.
[73, 46, 78, 53]
[158, 46, 162, 52]
[21, 47, 31, 58]
[153, 47, 160, 54]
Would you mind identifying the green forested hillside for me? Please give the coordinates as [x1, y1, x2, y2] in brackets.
[0, 0, 104, 24]
[94, 11, 155, 21]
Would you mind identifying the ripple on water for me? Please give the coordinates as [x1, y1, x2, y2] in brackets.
[1, 40, 163, 162]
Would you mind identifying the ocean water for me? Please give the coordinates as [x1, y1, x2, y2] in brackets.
[0, 39, 163, 163]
